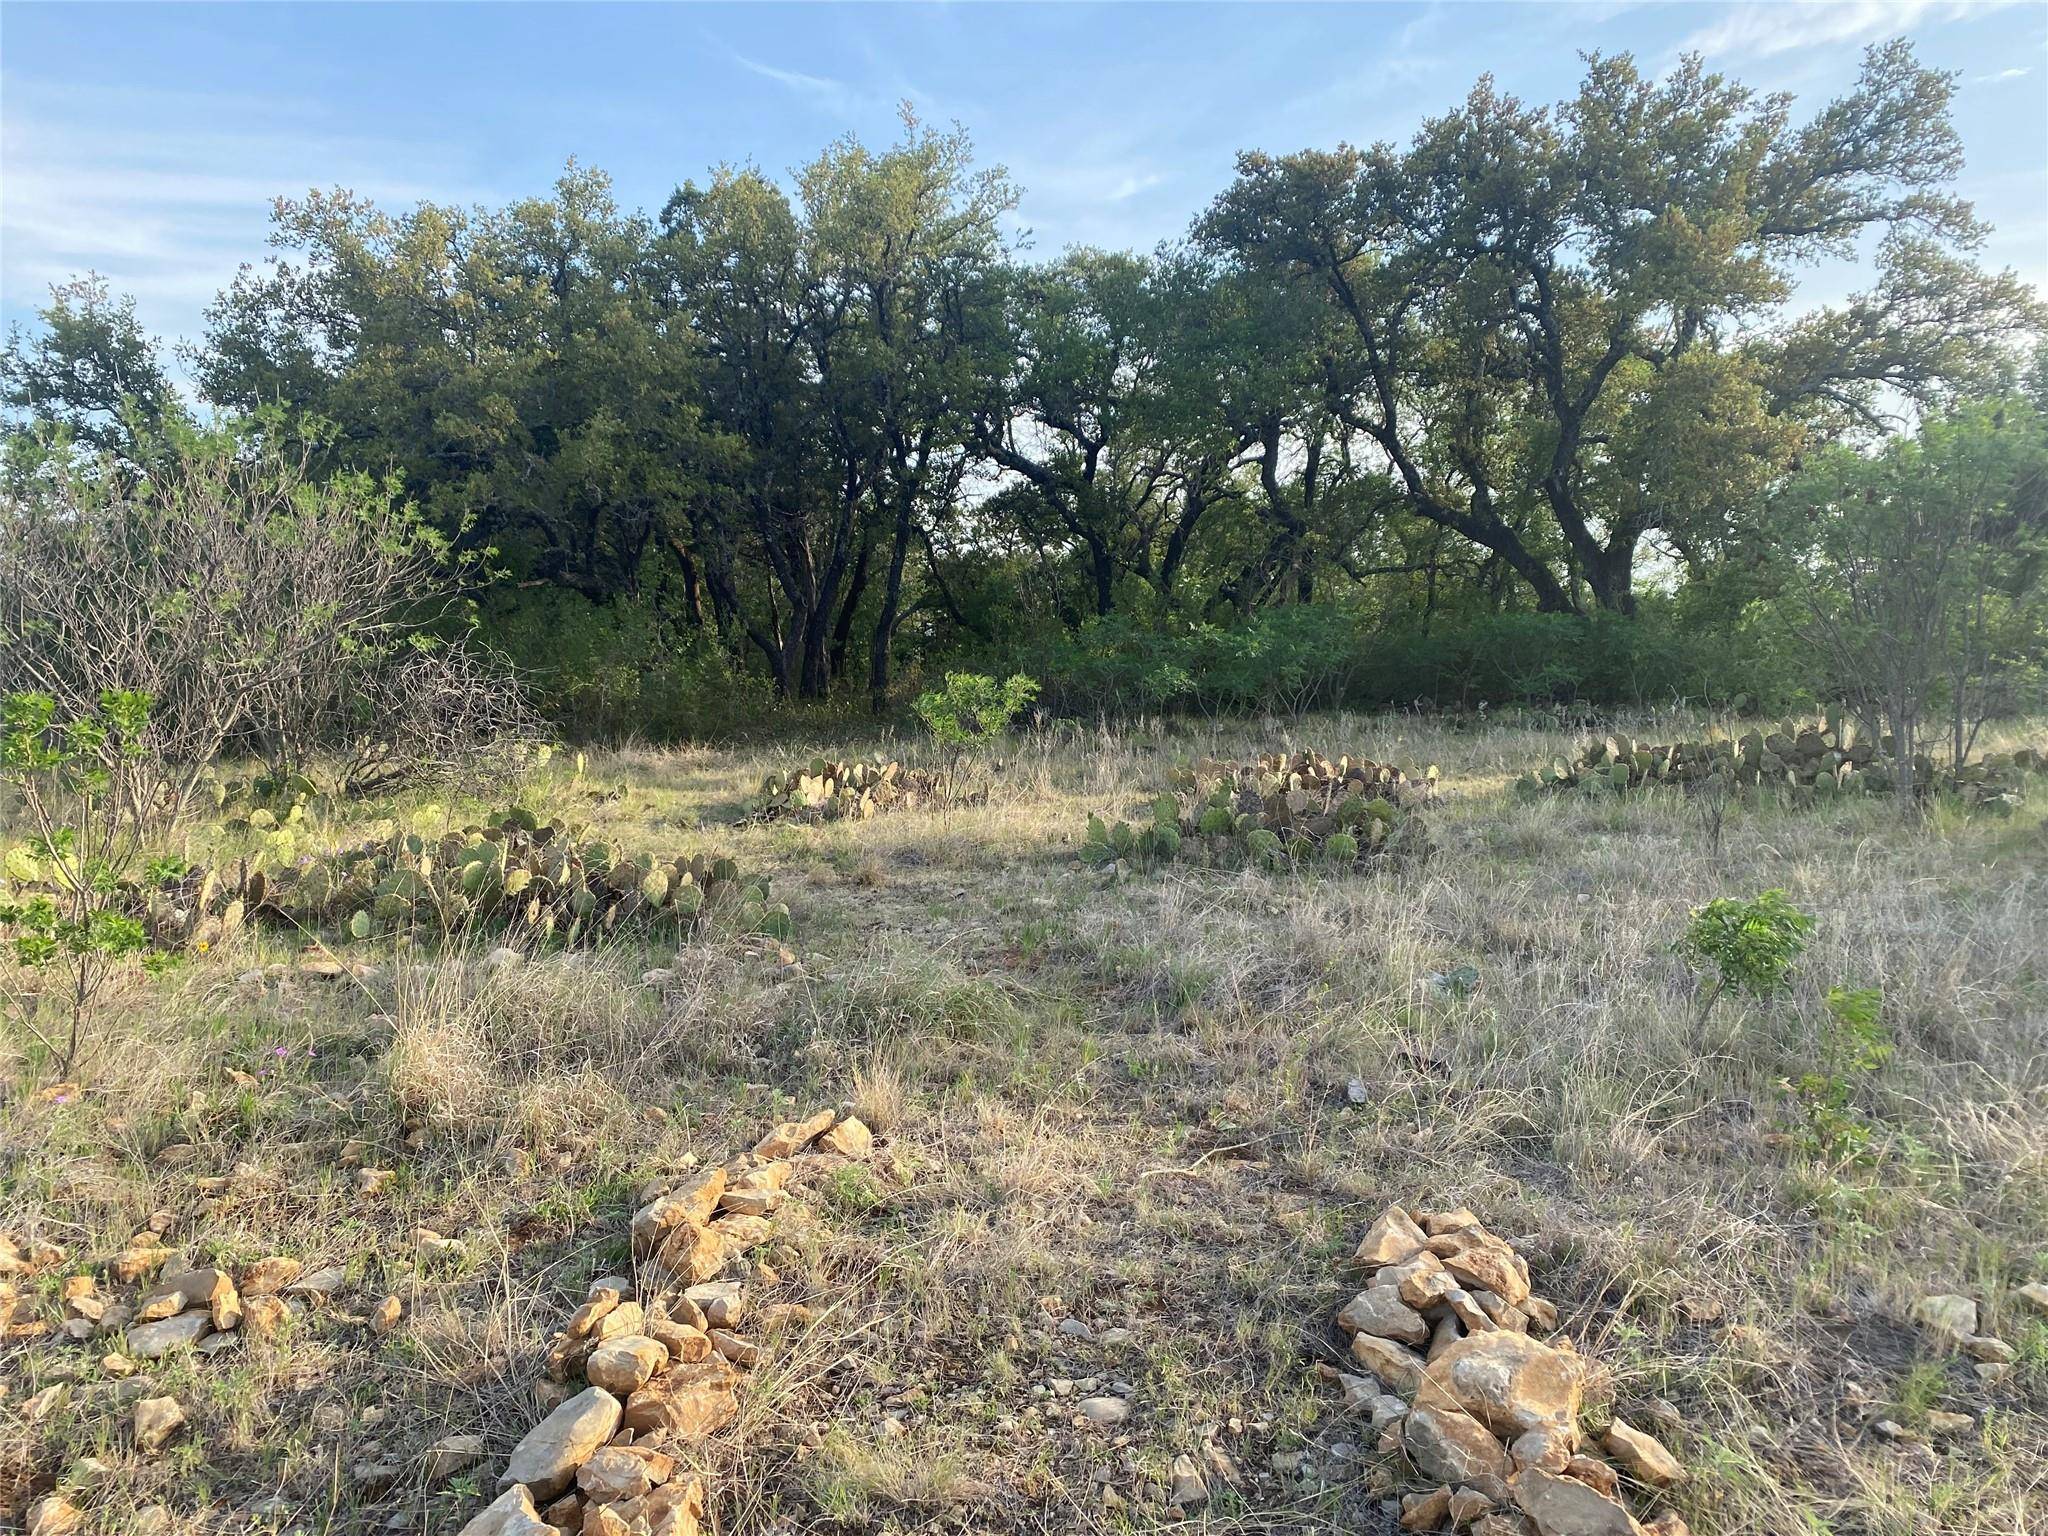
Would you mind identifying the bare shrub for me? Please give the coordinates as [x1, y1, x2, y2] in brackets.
[0, 429, 529, 817]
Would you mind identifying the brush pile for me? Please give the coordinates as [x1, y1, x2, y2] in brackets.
[1323, 1205, 1690, 1536]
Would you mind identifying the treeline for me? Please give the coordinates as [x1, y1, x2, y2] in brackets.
[4, 42, 2046, 732]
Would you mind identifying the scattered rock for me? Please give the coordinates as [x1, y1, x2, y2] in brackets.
[237, 1255, 301, 1296]
[621, 1360, 740, 1441]
[1962, 1335, 2015, 1364]
[133, 1395, 187, 1453]
[1925, 1410, 1975, 1437]
[1339, 1286, 1431, 1346]
[25, 1496, 83, 1536]
[1400, 1486, 1453, 1529]
[587, 1335, 670, 1395]
[126, 1310, 212, 1358]
[371, 1295, 404, 1335]
[816, 1115, 873, 1158]
[457, 1485, 552, 1536]
[1078, 1395, 1131, 1425]
[1405, 1394, 1513, 1503]
[427, 1433, 488, 1481]
[2015, 1281, 2048, 1318]
[501, 1385, 623, 1500]
[1911, 1294, 1978, 1343]
[1602, 1418, 1685, 1486]
[1168, 1453, 1208, 1508]
[1511, 1466, 1641, 1535]
[753, 1107, 836, 1159]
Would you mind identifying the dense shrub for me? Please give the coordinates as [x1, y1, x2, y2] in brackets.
[1021, 601, 1815, 720]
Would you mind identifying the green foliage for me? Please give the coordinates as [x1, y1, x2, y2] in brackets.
[913, 673, 1040, 748]
[1678, 889, 1816, 1002]
[1787, 986, 1894, 1168]
[177, 808, 792, 949]
[0, 691, 176, 1075]
[1079, 750, 1435, 876]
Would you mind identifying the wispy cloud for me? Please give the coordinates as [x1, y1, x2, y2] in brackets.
[1974, 65, 2033, 83]
[1677, 1, 2012, 59]
[1, 77, 469, 347]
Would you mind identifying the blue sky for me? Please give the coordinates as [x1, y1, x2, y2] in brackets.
[3, 1, 2044, 364]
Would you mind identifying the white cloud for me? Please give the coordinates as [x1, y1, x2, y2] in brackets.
[0, 77, 471, 350]
[1677, 1, 2012, 59]
[1974, 65, 2033, 82]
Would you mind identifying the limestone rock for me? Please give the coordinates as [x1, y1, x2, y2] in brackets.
[577, 1446, 656, 1502]
[683, 1281, 743, 1329]
[127, 1310, 212, 1358]
[1511, 1468, 1645, 1536]
[709, 1328, 759, 1367]
[653, 1222, 725, 1286]
[621, 1361, 739, 1441]
[1423, 1331, 1584, 1439]
[237, 1256, 301, 1296]
[1925, 1410, 1974, 1436]
[26, 1496, 83, 1536]
[371, 1295, 404, 1335]
[816, 1116, 873, 1158]
[1354, 1205, 1430, 1268]
[631, 1171, 727, 1256]
[133, 1395, 187, 1453]
[648, 1318, 711, 1363]
[1911, 1294, 1977, 1343]
[753, 1108, 836, 1159]
[1448, 1486, 1499, 1524]
[243, 1294, 289, 1339]
[501, 1386, 623, 1500]
[458, 1485, 552, 1536]
[427, 1433, 488, 1481]
[587, 1335, 669, 1396]
[1566, 1456, 1619, 1498]
[1406, 1394, 1513, 1504]
[1350, 1331, 1427, 1392]
[1168, 1453, 1208, 1509]
[1401, 1487, 1453, 1529]
[1602, 1419, 1684, 1487]
[1338, 1287, 1429, 1345]
[637, 1476, 705, 1536]
[2015, 1281, 2048, 1318]
[1078, 1395, 1131, 1425]
[1962, 1335, 2014, 1364]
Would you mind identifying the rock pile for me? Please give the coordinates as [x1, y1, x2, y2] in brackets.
[1321, 1206, 1688, 1536]
[462, 1104, 874, 1536]
[1910, 1292, 2020, 1385]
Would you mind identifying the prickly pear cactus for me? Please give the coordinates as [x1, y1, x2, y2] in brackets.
[1515, 721, 2044, 808]
[748, 758, 942, 823]
[1080, 749, 1436, 876]
[160, 808, 792, 949]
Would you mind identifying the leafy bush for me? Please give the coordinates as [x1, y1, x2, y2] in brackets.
[1678, 889, 1816, 1009]
[1, 691, 175, 1076]
[913, 672, 1041, 747]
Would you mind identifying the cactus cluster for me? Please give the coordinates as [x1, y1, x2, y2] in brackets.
[143, 808, 791, 949]
[1080, 751, 1436, 875]
[748, 759, 940, 823]
[1514, 714, 2044, 809]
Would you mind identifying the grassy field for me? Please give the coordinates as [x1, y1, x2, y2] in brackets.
[3, 710, 2046, 1535]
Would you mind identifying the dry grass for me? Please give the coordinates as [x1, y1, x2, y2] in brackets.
[3, 709, 2045, 1534]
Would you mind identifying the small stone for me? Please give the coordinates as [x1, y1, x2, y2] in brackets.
[26, 1496, 83, 1536]
[1602, 1417, 1685, 1486]
[1168, 1453, 1207, 1509]
[576, 1446, 655, 1502]
[427, 1433, 487, 1481]
[1925, 1410, 1975, 1436]
[133, 1395, 187, 1453]
[238, 1256, 301, 1296]
[1511, 1466, 1640, 1535]
[683, 1281, 743, 1329]
[458, 1485, 551, 1536]
[482, 945, 524, 972]
[1337, 1287, 1430, 1346]
[1406, 1394, 1512, 1504]
[816, 1116, 873, 1158]
[354, 1167, 394, 1195]
[1349, 1332, 1428, 1392]
[371, 1295, 404, 1335]
[2015, 1281, 2048, 1318]
[1354, 1205, 1429, 1268]
[621, 1360, 740, 1441]
[288, 1265, 348, 1298]
[709, 1328, 759, 1367]
[587, 1335, 669, 1395]
[1078, 1395, 1130, 1425]
[1447, 1486, 1497, 1523]
[501, 1386, 624, 1500]
[1962, 1335, 2015, 1364]
[1565, 1455, 1619, 1498]
[1400, 1487, 1453, 1529]
[243, 1294, 289, 1339]
[753, 1108, 836, 1159]
[1423, 1208, 1482, 1235]
[648, 1318, 712, 1363]
[127, 1310, 212, 1358]
[1975, 1362, 2013, 1385]
[1911, 1294, 1978, 1343]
